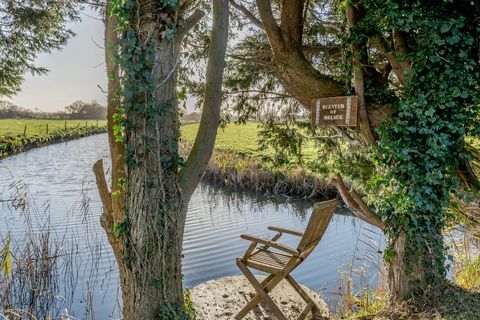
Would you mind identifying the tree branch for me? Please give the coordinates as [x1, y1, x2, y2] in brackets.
[230, 0, 264, 29]
[375, 32, 411, 87]
[280, 0, 304, 44]
[104, 2, 125, 222]
[330, 173, 385, 230]
[256, 0, 283, 47]
[176, 9, 206, 44]
[331, 126, 363, 147]
[179, 0, 229, 202]
[346, 4, 376, 145]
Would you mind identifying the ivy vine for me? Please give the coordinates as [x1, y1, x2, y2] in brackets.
[345, 0, 480, 293]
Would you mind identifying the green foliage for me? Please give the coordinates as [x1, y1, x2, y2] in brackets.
[183, 289, 197, 320]
[349, 0, 480, 290]
[0, 0, 80, 96]
[257, 119, 305, 167]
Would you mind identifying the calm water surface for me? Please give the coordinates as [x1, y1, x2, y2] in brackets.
[0, 134, 383, 319]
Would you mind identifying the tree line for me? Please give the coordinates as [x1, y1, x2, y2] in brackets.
[0, 100, 107, 120]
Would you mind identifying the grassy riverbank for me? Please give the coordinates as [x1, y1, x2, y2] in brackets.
[181, 122, 336, 200]
[0, 119, 107, 158]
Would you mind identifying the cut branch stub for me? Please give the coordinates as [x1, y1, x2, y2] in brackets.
[329, 173, 385, 230]
[93, 159, 113, 214]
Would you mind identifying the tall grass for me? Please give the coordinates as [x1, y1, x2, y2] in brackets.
[0, 179, 116, 319]
[195, 147, 337, 201]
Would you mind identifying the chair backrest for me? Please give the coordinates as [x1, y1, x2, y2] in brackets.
[297, 198, 338, 254]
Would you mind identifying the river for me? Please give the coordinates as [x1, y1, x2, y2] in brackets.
[0, 134, 383, 319]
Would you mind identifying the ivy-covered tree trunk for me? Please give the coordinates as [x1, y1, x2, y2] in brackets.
[120, 39, 186, 318]
[387, 232, 445, 301]
[94, 0, 229, 319]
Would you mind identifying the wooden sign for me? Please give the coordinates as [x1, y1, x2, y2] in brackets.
[311, 96, 358, 127]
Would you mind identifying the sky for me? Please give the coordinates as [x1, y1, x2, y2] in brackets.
[9, 8, 107, 113]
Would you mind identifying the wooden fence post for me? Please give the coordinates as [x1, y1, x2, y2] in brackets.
[85, 120, 88, 127]
[46, 124, 49, 135]
[65, 120, 67, 130]
[23, 125, 27, 136]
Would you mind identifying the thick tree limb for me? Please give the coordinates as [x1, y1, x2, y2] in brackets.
[458, 158, 480, 191]
[375, 32, 411, 87]
[256, 0, 283, 47]
[230, 0, 264, 29]
[252, 0, 392, 132]
[280, 0, 304, 44]
[179, 0, 229, 202]
[254, 0, 348, 105]
[104, 2, 125, 222]
[330, 173, 385, 230]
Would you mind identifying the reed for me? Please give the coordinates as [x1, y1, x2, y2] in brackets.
[0, 179, 115, 319]
[191, 146, 337, 201]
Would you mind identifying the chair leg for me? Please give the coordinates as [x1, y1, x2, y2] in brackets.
[297, 301, 315, 320]
[234, 274, 283, 319]
[286, 275, 324, 319]
[235, 260, 287, 320]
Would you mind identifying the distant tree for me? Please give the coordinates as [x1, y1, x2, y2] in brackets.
[0, 0, 81, 96]
[64, 100, 85, 115]
[0, 101, 33, 118]
[64, 100, 107, 119]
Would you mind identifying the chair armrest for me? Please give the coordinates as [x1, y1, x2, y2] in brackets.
[268, 226, 304, 237]
[240, 234, 299, 256]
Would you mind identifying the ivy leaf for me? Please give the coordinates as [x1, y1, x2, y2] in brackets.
[447, 34, 460, 45]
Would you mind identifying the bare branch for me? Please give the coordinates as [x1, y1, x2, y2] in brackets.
[374, 33, 411, 87]
[179, 0, 230, 202]
[346, 4, 376, 145]
[331, 127, 363, 147]
[93, 159, 113, 215]
[230, 0, 264, 29]
[256, 0, 283, 46]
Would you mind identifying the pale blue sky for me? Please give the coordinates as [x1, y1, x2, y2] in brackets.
[9, 8, 107, 113]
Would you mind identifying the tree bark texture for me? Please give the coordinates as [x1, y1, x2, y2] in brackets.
[120, 40, 186, 319]
[95, 1, 229, 318]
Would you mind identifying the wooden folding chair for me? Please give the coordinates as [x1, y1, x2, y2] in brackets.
[235, 198, 339, 320]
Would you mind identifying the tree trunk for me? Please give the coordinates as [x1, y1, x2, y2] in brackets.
[94, 1, 230, 318]
[119, 40, 186, 319]
[387, 233, 410, 301]
[387, 230, 445, 302]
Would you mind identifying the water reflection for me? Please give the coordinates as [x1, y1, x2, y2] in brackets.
[0, 134, 384, 318]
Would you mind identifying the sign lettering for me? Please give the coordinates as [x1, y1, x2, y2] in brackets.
[311, 96, 358, 127]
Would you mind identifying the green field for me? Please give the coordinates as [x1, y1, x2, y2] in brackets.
[181, 122, 318, 161]
[0, 119, 107, 137]
[181, 122, 260, 155]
